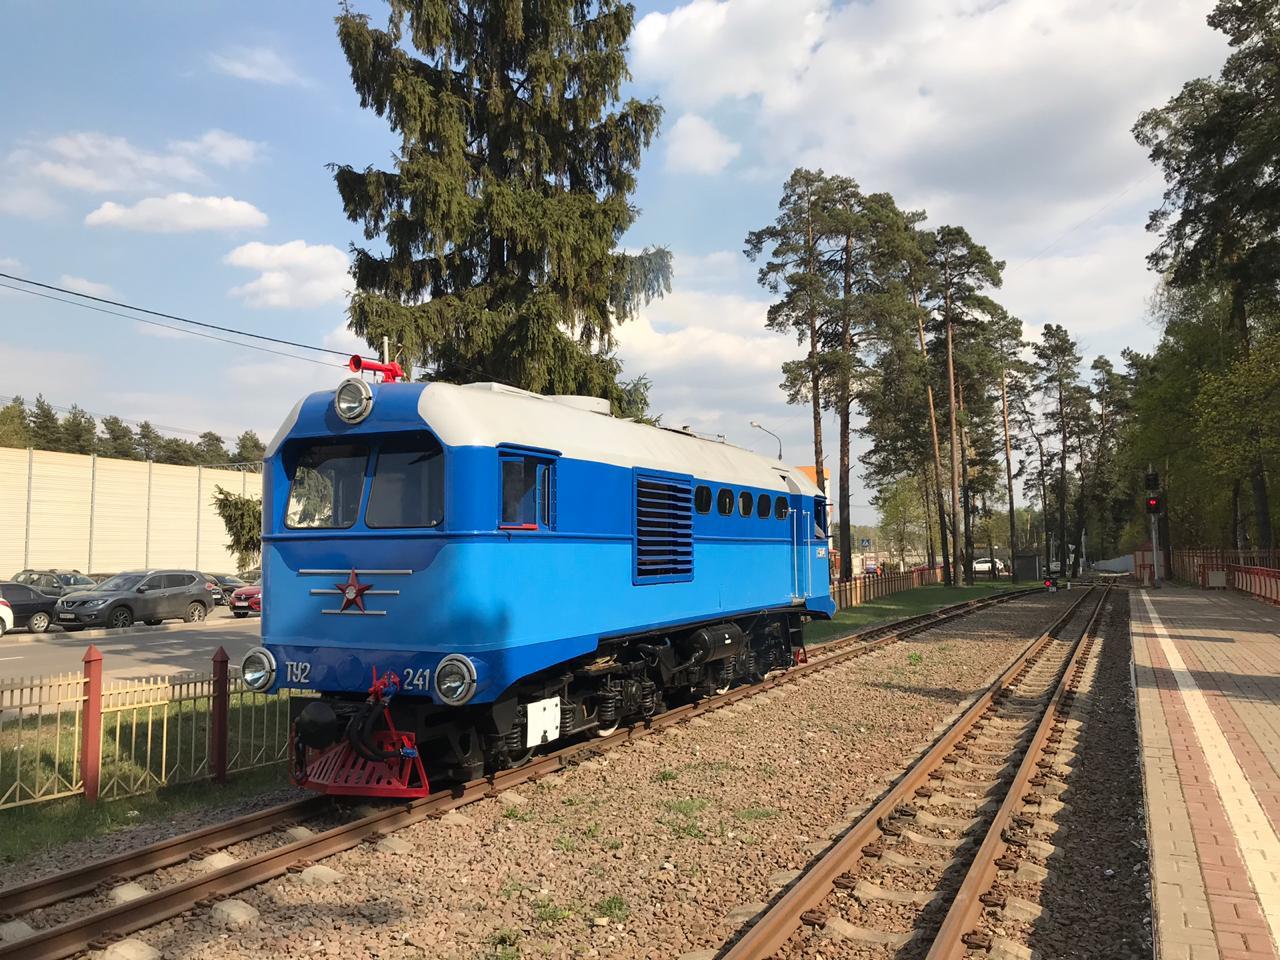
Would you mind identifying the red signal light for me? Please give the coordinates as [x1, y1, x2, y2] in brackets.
[1145, 495, 1162, 514]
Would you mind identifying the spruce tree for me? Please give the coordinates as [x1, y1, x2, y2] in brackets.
[29, 396, 63, 452]
[331, 0, 669, 405]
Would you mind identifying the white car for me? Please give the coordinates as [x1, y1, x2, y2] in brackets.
[972, 558, 1006, 575]
[0, 596, 13, 637]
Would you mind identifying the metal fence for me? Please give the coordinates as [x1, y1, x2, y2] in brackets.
[0, 646, 292, 811]
[830, 566, 944, 610]
[1170, 548, 1280, 586]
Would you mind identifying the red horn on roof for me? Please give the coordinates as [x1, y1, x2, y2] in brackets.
[349, 355, 406, 383]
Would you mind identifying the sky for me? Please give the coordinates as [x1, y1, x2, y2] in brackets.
[0, 0, 1229, 523]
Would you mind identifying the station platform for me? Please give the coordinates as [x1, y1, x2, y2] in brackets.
[1133, 586, 1280, 959]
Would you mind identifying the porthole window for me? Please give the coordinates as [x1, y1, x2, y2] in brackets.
[757, 494, 771, 519]
[739, 491, 753, 516]
[774, 496, 789, 520]
[716, 488, 734, 516]
[694, 485, 712, 514]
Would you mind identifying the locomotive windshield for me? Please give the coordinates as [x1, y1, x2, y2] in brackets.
[366, 434, 445, 528]
[286, 442, 367, 529]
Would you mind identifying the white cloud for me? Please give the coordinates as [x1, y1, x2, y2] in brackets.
[631, 0, 1229, 380]
[19, 132, 205, 192]
[633, 0, 829, 110]
[85, 193, 268, 232]
[0, 129, 262, 221]
[171, 129, 262, 167]
[224, 240, 352, 309]
[322, 322, 369, 356]
[665, 114, 741, 174]
[0, 257, 21, 272]
[58, 274, 116, 298]
[0, 179, 60, 219]
[209, 46, 309, 87]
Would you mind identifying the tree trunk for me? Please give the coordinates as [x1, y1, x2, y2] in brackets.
[837, 235, 853, 580]
[914, 307, 953, 586]
[921, 470, 936, 570]
[1229, 282, 1272, 547]
[1000, 369, 1018, 580]
[959, 392, 973, 585]
[806, 211, 826, 498]
[1056, 381, 1069, 574]
[944, 307, 962, 586]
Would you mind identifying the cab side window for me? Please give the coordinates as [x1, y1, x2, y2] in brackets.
[139, 575, 164, 592]
[501, 454, 555, 529]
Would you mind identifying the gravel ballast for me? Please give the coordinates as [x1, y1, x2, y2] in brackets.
[92, 591, 1083, 960]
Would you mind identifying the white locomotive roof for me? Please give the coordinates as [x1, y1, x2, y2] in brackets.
[419, 381, 821, 496]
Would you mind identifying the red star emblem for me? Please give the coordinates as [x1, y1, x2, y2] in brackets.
[335, 569, 373, 613]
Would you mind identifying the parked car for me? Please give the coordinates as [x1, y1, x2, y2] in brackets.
[0, 581, 58, 633]
[229, 582, 262, 618]
[863, 562, 880, 575]
[12, 569, 97, 597]
[55, 570, 215, 631]
[198, 574, 227, 606]
[0, 596, 13, 637]
[972, 557, 1007, 575]
[206, 573, 248, 606]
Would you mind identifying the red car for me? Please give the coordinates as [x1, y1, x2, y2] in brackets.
[230, 582, 262, 618]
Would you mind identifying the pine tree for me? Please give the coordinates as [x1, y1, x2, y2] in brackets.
[98, 417, 141, 460]
[197, 431, 230, 465]
[925, 227, 1004, 583]
[232, 430, 266, 463]
[61, 405, 97, 455]
[331, 0, 669, 406]
[29, 396, 64, 452]
[136, 422, 163, 461]
[0, 396, 29, 448]
[745, 168, 836, 493]
[1033, 324, 1083, 573]
[1133, 0, 1279, 546]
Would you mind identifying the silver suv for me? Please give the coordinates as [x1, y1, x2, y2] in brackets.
[56, 570, 215, 631]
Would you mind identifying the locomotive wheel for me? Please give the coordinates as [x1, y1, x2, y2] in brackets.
[594, 722, 620, 738]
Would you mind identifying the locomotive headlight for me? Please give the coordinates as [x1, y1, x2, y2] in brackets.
[434, 654, 477, 706]
[334, 377, 373, 423]
[241, 647, 277, 691]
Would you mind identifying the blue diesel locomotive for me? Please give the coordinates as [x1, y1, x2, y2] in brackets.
[240, 363, 834, 797]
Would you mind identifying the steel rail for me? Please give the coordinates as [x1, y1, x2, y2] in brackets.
[0, 796, 327, 914]
[925, 586, 1111, 960]
[0, 586, 1045, 959]
[719, 587, 1099, 960]
[0, 586, 1033, 920]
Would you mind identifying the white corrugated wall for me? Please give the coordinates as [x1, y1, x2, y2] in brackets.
[0, 447, 263, 576]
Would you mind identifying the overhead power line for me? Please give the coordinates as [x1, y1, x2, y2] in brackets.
[0, 271, 373, 361]
[0, 280, 342, 368]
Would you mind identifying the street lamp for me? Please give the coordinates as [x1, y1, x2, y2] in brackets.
[749, 421, 783, 461]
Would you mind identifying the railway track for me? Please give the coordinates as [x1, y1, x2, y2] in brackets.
[720, 585, 1110, 959]
[0, 585, 1044, 960]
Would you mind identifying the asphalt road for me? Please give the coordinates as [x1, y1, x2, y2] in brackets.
[0, 609, 262, 681]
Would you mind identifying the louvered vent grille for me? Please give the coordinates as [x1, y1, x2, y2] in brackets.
[635, 475, 694, 583]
